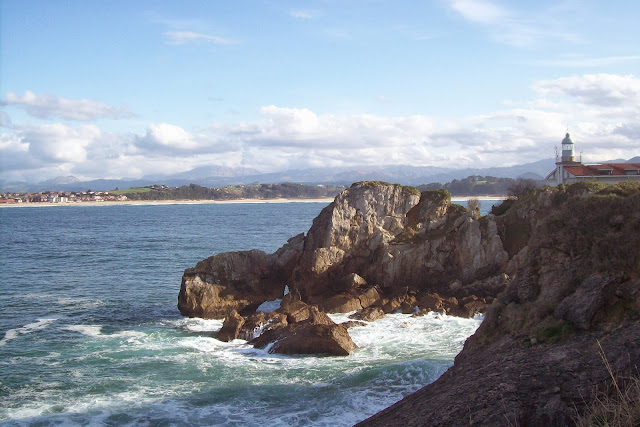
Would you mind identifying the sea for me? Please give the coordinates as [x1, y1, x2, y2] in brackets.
[0, 199, 499, 426]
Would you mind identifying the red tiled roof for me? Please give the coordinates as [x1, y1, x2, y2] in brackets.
[564, 163, 640, 177]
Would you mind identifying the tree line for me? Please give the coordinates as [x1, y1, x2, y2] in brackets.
[418, 176, 543, 196]
[119, 183, 346, 201]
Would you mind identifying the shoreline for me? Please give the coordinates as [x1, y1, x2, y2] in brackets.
[0, 195, 507, 208]
[0, 198, 336, 208]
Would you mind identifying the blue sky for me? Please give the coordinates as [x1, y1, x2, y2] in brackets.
[1, 0, 639, 183]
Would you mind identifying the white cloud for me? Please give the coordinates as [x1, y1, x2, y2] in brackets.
[534, 74, 640, 107]
[446, 0, 580, 47]
[289, 9, 321, 20]
[3, 91, 134, 121]
[136, 123, 200, 151]
[0, 111, 13, 128]
[2, 73, 639, 184]
[164, 31, 238, 45]
[448, 0, 506, 24]
[24, 124, 100, 163]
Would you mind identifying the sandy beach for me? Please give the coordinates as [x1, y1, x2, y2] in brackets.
[0, 195, 508, 208]
[0, 198, 337, 208]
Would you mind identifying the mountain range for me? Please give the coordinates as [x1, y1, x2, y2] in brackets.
[3, 156, 639, 193]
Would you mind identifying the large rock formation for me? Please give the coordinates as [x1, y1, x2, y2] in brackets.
[359, 181, 640, 425]
[178, 182, 510, 323]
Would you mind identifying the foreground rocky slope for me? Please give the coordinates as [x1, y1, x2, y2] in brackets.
[178, 182, 512, 353]
[359, 181, 640, 425]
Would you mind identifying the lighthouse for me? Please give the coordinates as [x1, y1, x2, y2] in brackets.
[546, 132, 640, 185]
[551, 132, 581, 185]
[561, 133, 576, 163]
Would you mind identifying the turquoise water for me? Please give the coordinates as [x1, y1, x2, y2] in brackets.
[0, 201, 490, 426]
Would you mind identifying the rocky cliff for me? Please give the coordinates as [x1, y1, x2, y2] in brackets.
[179, 180, 639, 421]
[359, 181, 640, 425]
[179, 182, 510, 325]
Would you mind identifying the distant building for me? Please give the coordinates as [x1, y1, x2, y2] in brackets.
[546, 133, 640, 185]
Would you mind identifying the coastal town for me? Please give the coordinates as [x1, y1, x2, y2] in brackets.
[0, 190, 129, 204]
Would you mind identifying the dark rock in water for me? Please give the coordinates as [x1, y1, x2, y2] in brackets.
[238, 311, 288, 342]
[322, 286, 381, 313]
[349, 306, 385, 322]
[216, 310, 245, 342]
[254, 323, 357, 356]
[178, 250, 285, 319]
[341, 320, 367, 328]
[249, 299, 358, 355]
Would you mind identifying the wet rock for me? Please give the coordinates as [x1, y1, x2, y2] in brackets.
[341, 320, 367, 328]
[238, 311, 288, 341]
[254, 323, 357, 356]
[350, 306, 385, 322]
[217, 310, 245, 342]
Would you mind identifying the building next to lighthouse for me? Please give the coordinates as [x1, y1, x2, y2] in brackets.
[546, 133, 640, 185]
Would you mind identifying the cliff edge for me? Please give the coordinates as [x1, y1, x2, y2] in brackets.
[359, 181, 640, 425]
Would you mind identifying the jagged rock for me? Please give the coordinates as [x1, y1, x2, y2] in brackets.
[349, 306, 385, 322]
[335, 272, 368, 293]
[286, 304, 334, 325]
[278, 292, 307, 314]
[254, 323, 357, 356]
[322, 286, 381, 313]
[178, 250, 287, 318]
[179, 182, 511, 319]
[358, 182, 640, 426]
[217, 310, 245, 342]
[341, 320, 367, 328]
[238, 311, 288, 341]
[554, 274, 613, 330]
[234, 296, 359, 356]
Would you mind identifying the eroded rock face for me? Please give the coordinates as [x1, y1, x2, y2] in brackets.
[290, 183, 509, 312]
[179, 182, 511, 320]
[358, 182, 640, 426]
[216, 310, 245, 342]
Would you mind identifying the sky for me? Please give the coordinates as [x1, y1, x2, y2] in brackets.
[1, 0, 639, 183]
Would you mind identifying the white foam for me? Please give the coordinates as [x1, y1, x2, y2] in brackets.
[0, 318, 57, 346]
[64, 324, 103, 337]
[171, 317, 224, 333]
[56, 297, 105, 309]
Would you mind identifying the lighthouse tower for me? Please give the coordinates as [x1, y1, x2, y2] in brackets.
[561, 133, 576, 163]
[554, 132, 581, 185]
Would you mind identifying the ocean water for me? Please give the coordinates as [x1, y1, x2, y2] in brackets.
[0, 201, 494, 426]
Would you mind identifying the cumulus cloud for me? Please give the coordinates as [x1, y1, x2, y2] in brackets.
[3, 91, 134, 121]
[135, 123, 201, 152]
[2, 73, 639, 183]
[24, 124, 101, 163]
[0, 123, 103, 180]
[534, 74, 640, 107]
[164, 31, 238, 45]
